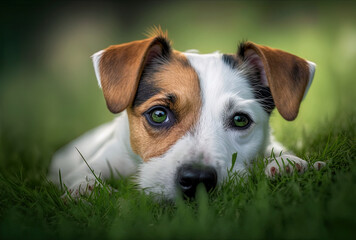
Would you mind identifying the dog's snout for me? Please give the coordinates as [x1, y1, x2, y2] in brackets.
[177, 164, 217, 199]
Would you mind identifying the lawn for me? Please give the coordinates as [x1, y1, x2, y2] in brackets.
[1, 1, 356, 239]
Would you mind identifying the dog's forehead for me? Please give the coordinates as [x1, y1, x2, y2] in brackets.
[183, 52, 254, 102]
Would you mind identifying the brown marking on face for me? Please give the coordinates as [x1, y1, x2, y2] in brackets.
[127, 51, 201, 161]
[238, 42, 311, 121]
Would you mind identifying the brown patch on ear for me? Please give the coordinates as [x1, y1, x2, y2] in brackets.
[127, 51, 201, 161]
[239, 41, 311, 121]
[98, 35, 171, 113]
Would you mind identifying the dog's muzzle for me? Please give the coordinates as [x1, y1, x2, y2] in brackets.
[176, 164, 217, 199]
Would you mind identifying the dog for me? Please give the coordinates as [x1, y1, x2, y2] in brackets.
[48, 29, 325, 200]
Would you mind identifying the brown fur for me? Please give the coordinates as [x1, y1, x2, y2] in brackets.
[99, 31, 170, 113]
[241, 42, 310, 121]
[98, 29, 201, 161]
[127, 52, 201, 161]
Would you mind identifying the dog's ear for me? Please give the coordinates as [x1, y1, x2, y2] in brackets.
[238, 41, 316, 121]
[92, 36, 171, 113]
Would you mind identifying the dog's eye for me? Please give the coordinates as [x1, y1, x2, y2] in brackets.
[233, 113, 251, 129]
[144, 106, 175, 128]
[151, 109, 167, 123]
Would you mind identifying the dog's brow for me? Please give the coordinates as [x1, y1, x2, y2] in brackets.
[225, 98, 235, 111]
[223, 97, 253, 114]
[165, 93, 177, 104]
[154, 93, 177, 106]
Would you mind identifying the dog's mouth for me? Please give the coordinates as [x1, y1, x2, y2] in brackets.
[176, 164, 217, 199]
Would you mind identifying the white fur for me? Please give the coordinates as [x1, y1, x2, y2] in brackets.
[48, 112, 140, 197]
[49, 51, 318, 200]
[303, 61, 316, 99]
[91, 50, 104, 88]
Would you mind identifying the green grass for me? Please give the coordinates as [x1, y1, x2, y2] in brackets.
[0, 111, 355, 239]
[1, 1, 356, 239]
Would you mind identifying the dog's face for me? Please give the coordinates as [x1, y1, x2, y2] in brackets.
[92, 30, 315, 200]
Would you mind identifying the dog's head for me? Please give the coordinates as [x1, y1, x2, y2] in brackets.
[92, 29, 315, 200]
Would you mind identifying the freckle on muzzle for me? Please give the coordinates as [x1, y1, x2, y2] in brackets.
[176, 164, 217, 199]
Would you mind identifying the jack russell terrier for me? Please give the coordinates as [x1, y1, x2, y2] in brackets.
[48, 29, 325, 200]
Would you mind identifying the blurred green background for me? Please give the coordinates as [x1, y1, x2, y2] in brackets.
[0, 0, 355, 171]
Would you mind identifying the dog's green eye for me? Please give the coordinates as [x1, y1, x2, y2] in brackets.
[233, 114, 249, 128]
[145, 106, 174, 128]
[151, 110, 167, 123]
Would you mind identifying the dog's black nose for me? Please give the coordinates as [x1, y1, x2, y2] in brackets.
[177, 164, 217, 199]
